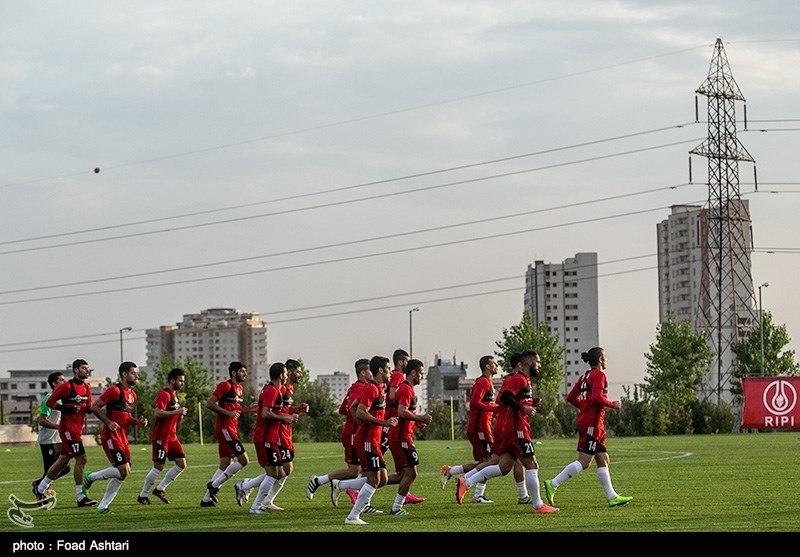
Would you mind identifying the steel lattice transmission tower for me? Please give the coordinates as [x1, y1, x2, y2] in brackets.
[690, 38, 757, 403]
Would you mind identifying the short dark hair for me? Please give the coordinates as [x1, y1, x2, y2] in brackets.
[406, 359, 424, 375]
[285, 359, 301, 371]
[72, 359, 88, 372]
[581, 347, 605, 367]
[479, 355, 494, 371]
[354, 358, 370, 377]
[392, 349, 410, 365]
[119, 361, 137, 376]
[509, 353, 521, 369]
[369, 355, 390, 374]
[269, 362, 286, 380]
[47, 372, 64, 389]
[229, 361, 246, 376]
[168, 368, 184, 381]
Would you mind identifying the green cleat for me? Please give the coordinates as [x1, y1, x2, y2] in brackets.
[608, 495, 633, 507]
[94, 507, 112, 515]
[82, 471, 93, 496]
[543, 480, 556, 506]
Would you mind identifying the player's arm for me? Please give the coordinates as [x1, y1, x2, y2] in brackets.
[499, 389, 535, 417]
[590, 373, 616, 408]
[398, 403, 432, 426]
[38, 405, 59, 429]
[91, 390, 120, 431]
[46, 384, 77, 414]
[470, 382, 497, 413]
[205, 393, 229, 416]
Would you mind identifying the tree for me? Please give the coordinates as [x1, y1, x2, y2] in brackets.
[416, 398, 460, 441]
[643, 314, 713, 433]
[291, 358, 346, 443]
[731, 311, 799, 391]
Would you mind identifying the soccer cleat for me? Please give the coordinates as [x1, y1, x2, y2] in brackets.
[137, 496, 151, 505]
[344, 517, 367, 525]
[77, 497, 97, 507]
[608, 495, 633, 507]
[404, 493, 425, 504]
[200, 499, 216, 508]
[152, 488, 170, 504]
[390, 508, 410, 516]
[440, 465, 452, 489]
[330, 479, 342, 507]
[471, 495, 494, 504]
[94, 507, 113, 515]
[345, 488, 358, 505]
[248, 506, 266, 514]
[517, 496, 533, 505]
[543, 480, 556, 506]
[362, 505, 383, 514]
[234, 482, 248, 507]
[206, 481, 220, 504]
[31, 480, 45, 503]
[531, 503, 559, 514]
[306, 476, 320, 500]
[81, 471, 93, 495]
[264, 503, 285, 511]
[455, 477, 468, 504]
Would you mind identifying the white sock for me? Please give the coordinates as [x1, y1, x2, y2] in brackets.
[90, 467, 122, 482]
[339, 475, 368, 491]
[526, 468, 542, 507]
[450, 465, 464, 475]
[467, 464, 502, 487]
[216, 462, 243, 486]
[98, 478, 124, 510]
[597, 467, 618, 499]
[74, 485, 83, 499]
[140, 468, 161, 497]
[264, 475, 287, 505]
[552, 460, 583, 489]
[242, 474, 266, 491]
[202, 468, 226, 502]
[317, 474, 330, 486]
[251, 475, 276, 510]
[157, 465, 183, 491]
[391, 493, 405, 513]
[347, 483, 375, 520]
[37, 477, 53, 494]
[474, 482, 487, 498]
[516, 480, 528, 498]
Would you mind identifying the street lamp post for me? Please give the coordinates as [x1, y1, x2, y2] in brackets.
[758, 282, 769, 376]
[119, 327, 132, 362]
[408, 307, 419, 358]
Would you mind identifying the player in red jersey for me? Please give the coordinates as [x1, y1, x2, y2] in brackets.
[247, 362, 299, 514]
[33, 359, 98, 508]
[138, 367, 188, 505]
[305, 359, 372, 503]
[344, 355, 398, 525]
[387, 359, 432, 516]
[543, 347, 632, 508]
[83, 361, 149, 514]
[456, 351, 558, 514]
[200, 361, 258, 507]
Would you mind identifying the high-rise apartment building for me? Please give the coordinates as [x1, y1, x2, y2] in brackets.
[145, 308, 267, 392]
[657, 205, 705, 325]
[524, 252, 599, 396]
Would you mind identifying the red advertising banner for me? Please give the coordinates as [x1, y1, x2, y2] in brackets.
[741, 377, 800, 429]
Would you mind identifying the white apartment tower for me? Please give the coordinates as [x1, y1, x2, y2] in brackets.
[524, 252, 599, 396]
[145, 308, 268, 392]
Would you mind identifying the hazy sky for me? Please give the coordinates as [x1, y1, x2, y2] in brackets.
[2, 1, 799, 399]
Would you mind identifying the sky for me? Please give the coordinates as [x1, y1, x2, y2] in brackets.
[1, 1, 799, 400]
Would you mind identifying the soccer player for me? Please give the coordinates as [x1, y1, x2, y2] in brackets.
[305, 358, 371, 503]
[344, 355, 399, 525]
[83, 361, 149, 514]
[246, 362, 299, 514]
[441, 355, 499, 503]
[455, 351, 558, 514]
[200, 361, 258, 508]
[543, 347, 633, 508]
[138, 367, 188, 505]
[387, 358, 432, 516]
[35, 372, 70, 496]
[33, 359, 98, 508]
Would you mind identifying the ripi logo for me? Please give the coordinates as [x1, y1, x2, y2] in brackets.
[762, 380, 797, 427]
[73, 394, 87, 403]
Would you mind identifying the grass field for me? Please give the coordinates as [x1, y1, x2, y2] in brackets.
[2, 432, 799, 538]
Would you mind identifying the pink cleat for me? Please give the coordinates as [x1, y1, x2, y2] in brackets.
[404, 493, 425, 504]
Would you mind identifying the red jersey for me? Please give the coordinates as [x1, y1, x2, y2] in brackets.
[47, 378, 92, 437]
[494, 372, 534, 440]
[151, 387, 180, 442]
[567, 367, 615, 434]
[212, 380, 244, 436]
[467, 375, 497, 435]
[252, 383, 283, 444]
[99, 383, 136, 444]
[385, 370, 406, 420]
[388, 381, 417, 444]
[354, 381, 386, 448]
[340, 381, 365, 442]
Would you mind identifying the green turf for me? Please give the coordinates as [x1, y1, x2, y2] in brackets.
[2, 432, 799, 533]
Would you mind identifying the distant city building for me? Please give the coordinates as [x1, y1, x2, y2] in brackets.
[425, 355, 469, 416]
[145, 308, 267, 392]
[657, 202, 754, 402]
[524, 252, 600, 396]
[0, 367, 106, 429]
[316, 371, 351, 404]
